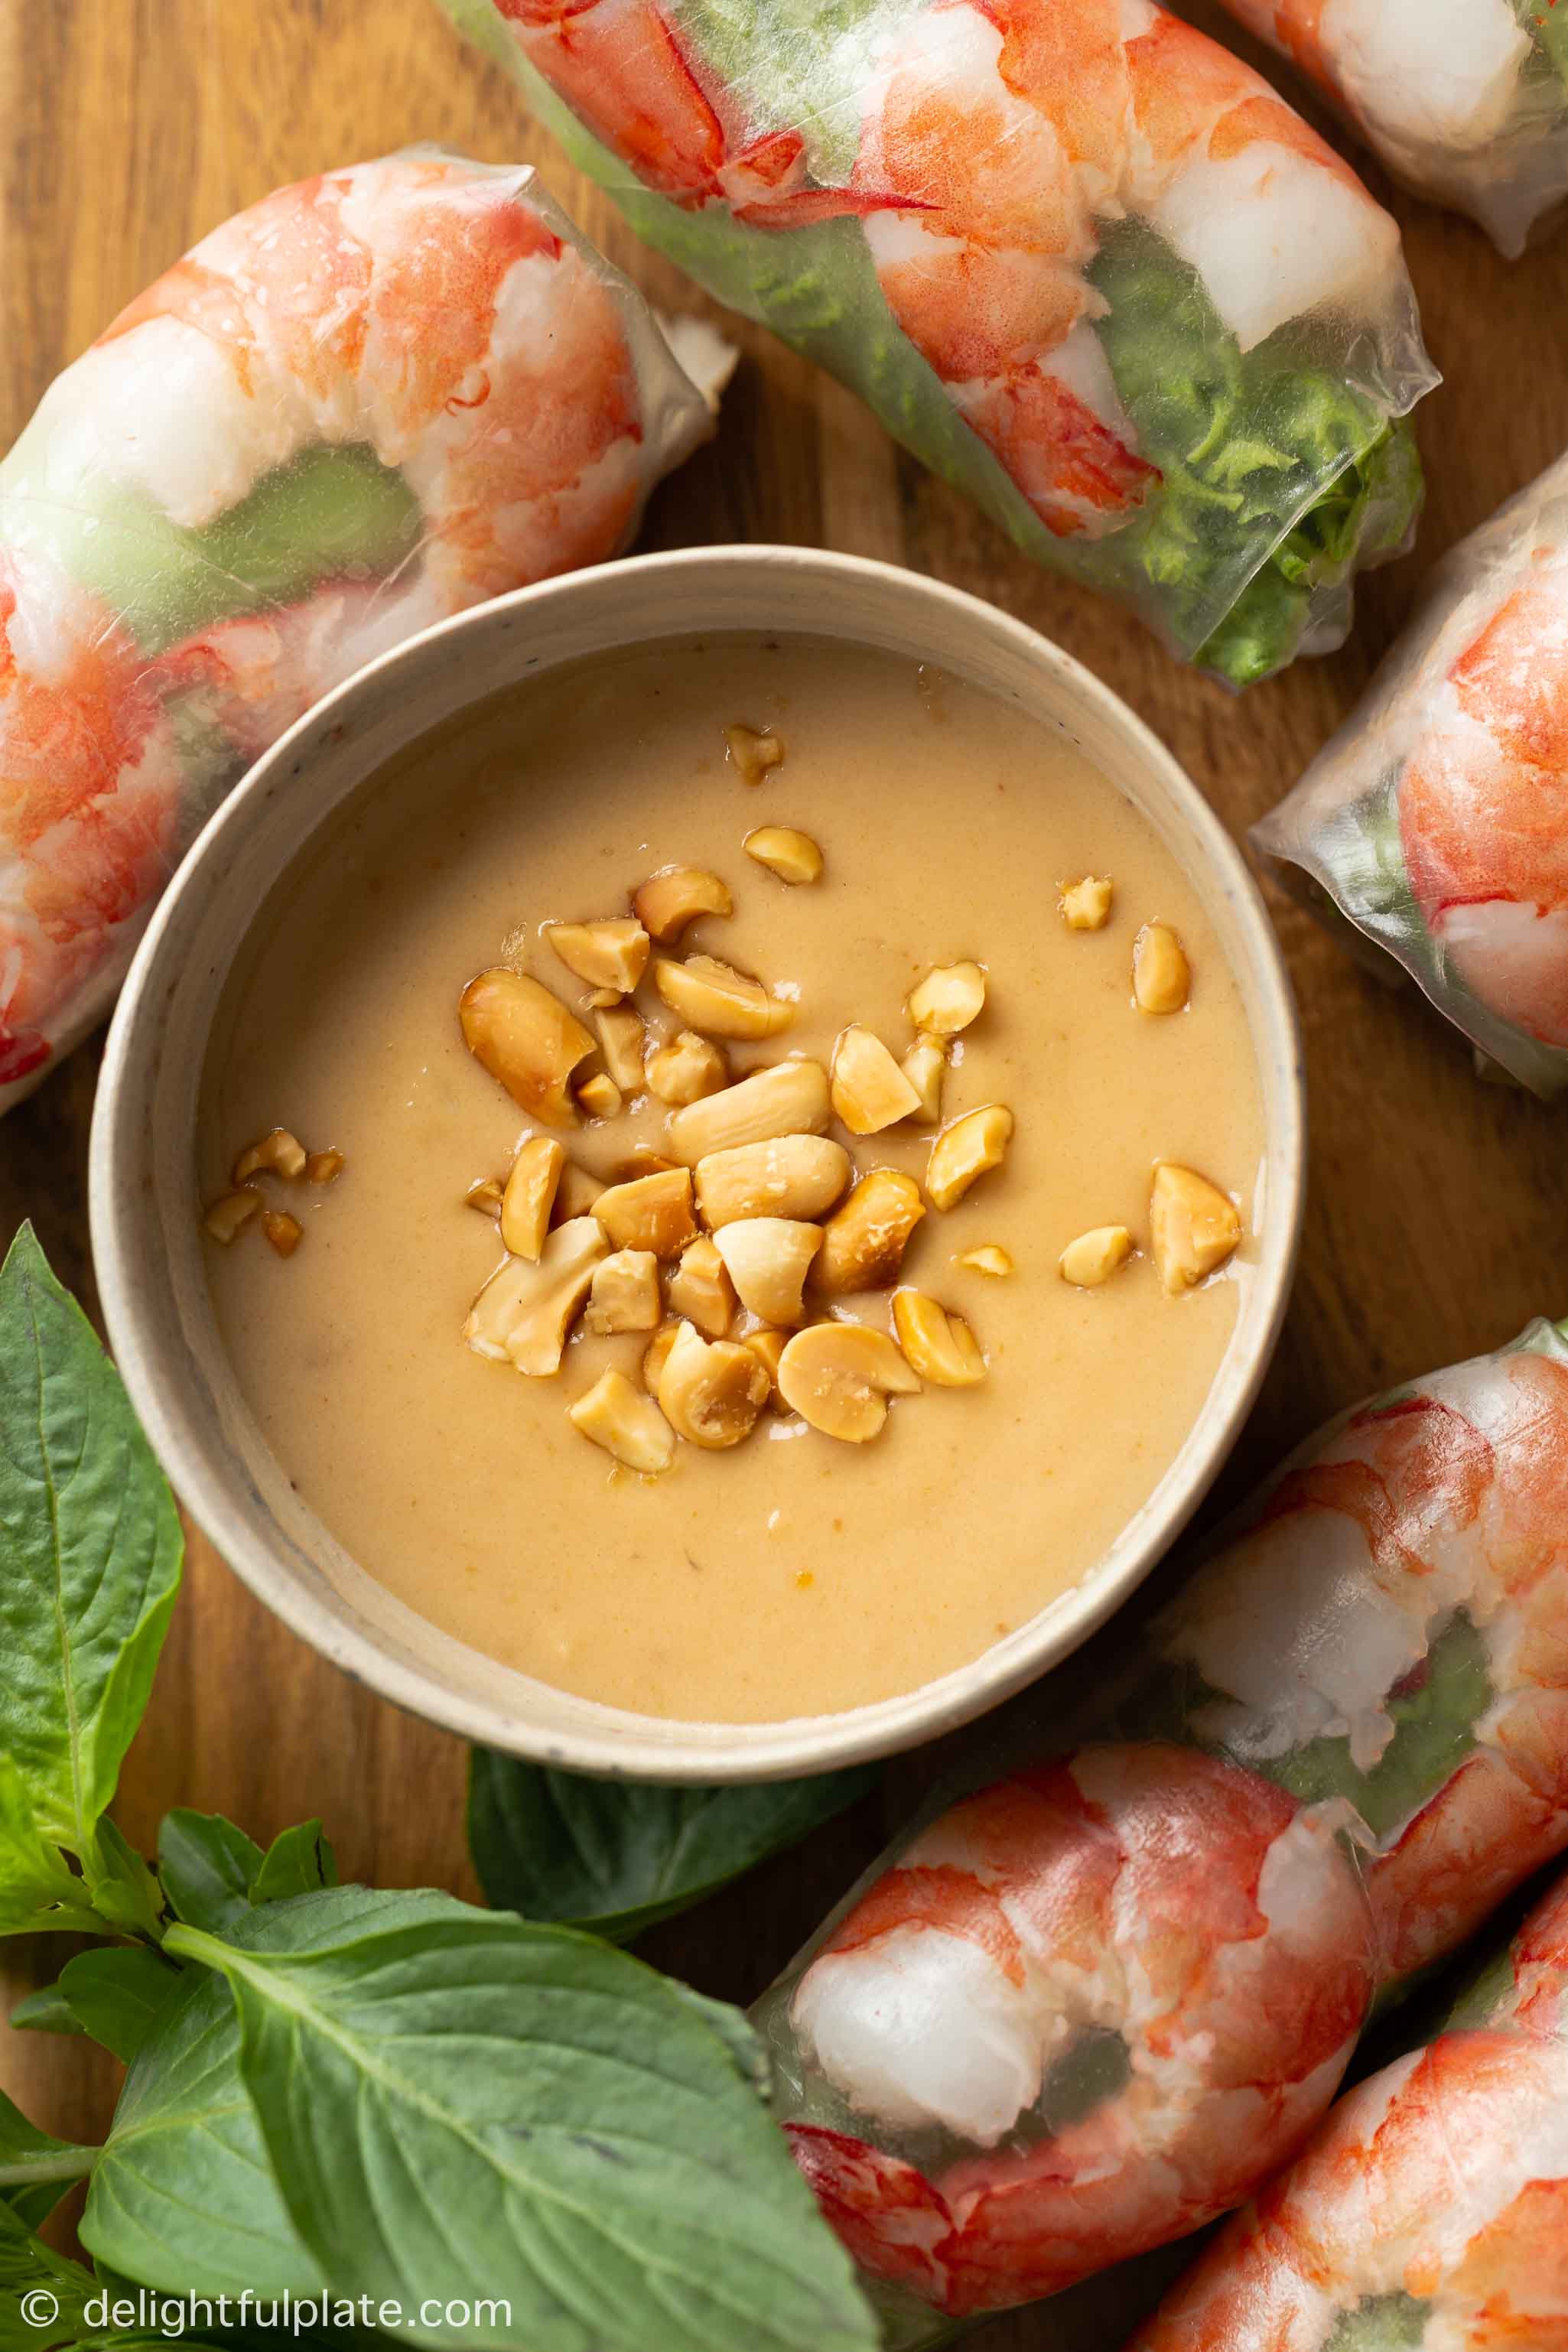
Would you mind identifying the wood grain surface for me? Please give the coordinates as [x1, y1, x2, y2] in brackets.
[1, 2, 1565, 2342]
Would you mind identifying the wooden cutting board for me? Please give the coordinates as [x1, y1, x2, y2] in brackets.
[2, 2, 1565, 2341]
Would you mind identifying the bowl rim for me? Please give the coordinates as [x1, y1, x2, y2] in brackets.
[91, 542, 1304, 1781]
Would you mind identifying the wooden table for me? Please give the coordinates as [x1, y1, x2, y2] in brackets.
[2, 4, 1565, 2342]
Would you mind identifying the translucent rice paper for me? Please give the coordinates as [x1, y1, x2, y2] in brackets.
[1218, 0, 1568, 258]
[1128, 1871, 1568, 2350]
[750, 1316, 1568, 2336]
[0, 151, 727, 1114]
[1254, 448, 1568, 1096]
[440, 0, 1438, 690]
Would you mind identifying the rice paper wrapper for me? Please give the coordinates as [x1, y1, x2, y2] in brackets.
[440, 0, 1439, 688]
[1253, 447, 1568, 1097]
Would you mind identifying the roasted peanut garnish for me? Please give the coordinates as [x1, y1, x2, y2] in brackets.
[232, 1127, 307, 1184]
[568, 1369, 675, 1475]
[1059, 1225, 1134, 1288]
[777, 1323, 920, 1443]
[657, 1322, 769, 1449]
[926, 1104, 1013, 1211]
[304, 1149, 345, 1187]
[593, 1167, 698, 1259]
[646, 1030, 729, 1107]
[545, 917, 650, 994]
[501, 1136, 566, 1261]
[203, 1187, 264, 1244]
[1150, 1163, 1241, 1295]
[743, 1326, 789, 1409]
[613, 1149, 680, 1182]
[459, 968, 594, 1127]
[642, 1322, 682, 1399]
[594, 1003, 646, 1095]
[668, 1056, 829, 1163]
[892, 1290, 985, 1386]
[633, 865, 734, 945]
[695, 1134, 850, 1229]
[654, 954, 796, 1041]
[957, 1244, 1013, 1277]
[713, 1218, 822, 1327]
[553, 1162, 606, 1222]
[583, 1248, 662, 1335]
[725, 722, 785, 786]
[576, 1072, 623, 1121]
[261, 1210, 304, 1260]
[585, 987, 622, 1011]
[1060, 877, 1114, 931]
[907, 961, 986, 1036]
[813, 1169, 926, 1294]
[901, 1036, 946, 1125]
[743, 826, 822, 885]
[1134, 922, 1190, 1014]
[831, 1025, 922, 1135]
[665, 1235, 735, 1338]
[464, 1216, 607, 1377]
[465, 1177, 505, 1218]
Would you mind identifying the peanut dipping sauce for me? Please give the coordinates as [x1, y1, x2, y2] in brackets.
[202, 637, 1265, 1724]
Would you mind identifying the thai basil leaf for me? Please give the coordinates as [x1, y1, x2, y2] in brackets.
[0, 2191, 100, 2347]
[8, 1985, 84, 2037]
[85, 1823, 164, 1944]
[166, 1889, 877, 2352]
[157, 1812, 264, 1935]
[57, 1949, 183, 2066]
[247, 1823, 337, 1906]
[0, 1756, 98, 1937]
[0, 1227, 181, 1924]
[467, 1751, 877, 1941]
[0, 2090, 97, 2233]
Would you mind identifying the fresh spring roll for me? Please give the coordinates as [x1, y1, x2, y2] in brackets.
[747, 1316, 1568, 2334]
[1216, 0, 1568, 258]
[0, 150, 729, 1114]
[1254, 448, 1568, 1096]
[1127, 1869, 1568, 2350]
[439, 0, 1439, 688]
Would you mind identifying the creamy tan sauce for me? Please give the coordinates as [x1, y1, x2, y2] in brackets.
[203, 639, 1265, 1724]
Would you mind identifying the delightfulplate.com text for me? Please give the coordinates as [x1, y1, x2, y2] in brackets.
[28, 2289, 512, 2337]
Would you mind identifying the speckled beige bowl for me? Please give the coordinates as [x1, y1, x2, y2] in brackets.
[91, 546, 1303, 1782]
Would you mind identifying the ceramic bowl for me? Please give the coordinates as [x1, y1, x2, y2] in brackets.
[91, 545, 1303, 1781]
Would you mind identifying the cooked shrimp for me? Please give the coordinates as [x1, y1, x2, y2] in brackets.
[0, 151, 719, 1111]
[776, 1743, 1377, 2315]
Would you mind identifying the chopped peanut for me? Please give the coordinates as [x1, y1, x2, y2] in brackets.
[713, 1218, 822, 1326]
[831, 1025, 922, 1134]
[545, 917, 650, 994]
[304, 1149, 345, 1187]
[665, 1235, 735, 1338]
[957, 1244, 1013, 1277]
[585, 987, 622, 1011]
[814, 1169, 926, 1295]
[594, 1167, 698, 1260]
[594, 1003, 646, 1094]
[568, 1369, 675, 1475]
[465, 1177, 505, 1218]
[657, 1322, 769, 1449]
[668, 1057, 829, 1163]
[642, 1322, 682, 1399]
[1150, 1163, 1241, 1295]
[584, 1248, 662, 1335]
[233, 1127, 307, 1184]
[725, 722, 785, 786]
[1059, 1225, 1134, 1289]
[654, 954, 796, 1041]
[743, 1326, 789, 1409]
[613, 1149, 680, 1182]
[459, 968, 594, 1126]
[501, 1136, 566, 1261]
[695, 1134, 850, 1229]
[261, 1210, 304, 1260]
[892, 1290, 985, 1386]
[646, 1030, 730, 1107]
[633, 865, 734, 945]
[901, 1036, 947, 1126]
[907, 961, 987, 1036]
[926, 1104, 1013, 1211]
[777, 1323, 920, 1443]
[464, 1216, 607, 1376]
[1134, 922, 1190, 1015]
[203, 1187, 264, 1244]
[553, 1163, 606, 1223]
[743, 826, 823, 885]
[576, 1072, 623, 1122]
[1060, 877, 1114, 931]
